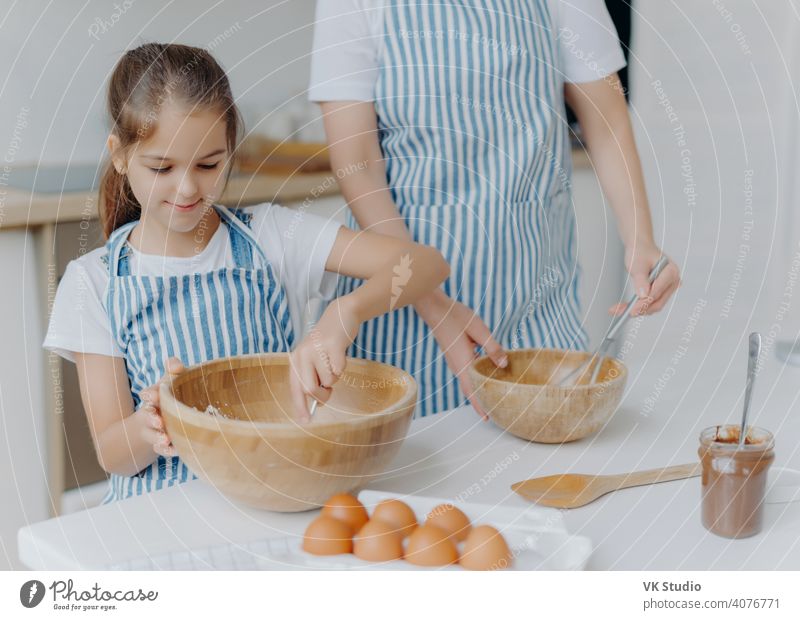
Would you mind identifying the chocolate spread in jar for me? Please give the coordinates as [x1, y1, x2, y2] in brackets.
[698, 425, 775, 539]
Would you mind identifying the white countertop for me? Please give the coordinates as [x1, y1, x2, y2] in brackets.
[18, 341, 800, 570]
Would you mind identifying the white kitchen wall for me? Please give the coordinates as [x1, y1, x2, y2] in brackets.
[624, 2, 799, 424]
[0, 0, 319, 167]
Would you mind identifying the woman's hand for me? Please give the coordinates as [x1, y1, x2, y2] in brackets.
[610, 243, 682, 317]
[137, 357, 186, 458]
[289, 297, 361, 422]
[415, 290, 508, 420]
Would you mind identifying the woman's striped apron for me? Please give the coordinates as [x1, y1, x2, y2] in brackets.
[338, 0, 588, 417]
[100, 204, 294, 503]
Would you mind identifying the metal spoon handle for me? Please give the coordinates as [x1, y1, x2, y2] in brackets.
[740, 332, 761, 446]
[559, 256, 669, 386]
[605, 255, 670, 341]
[585, 256, 669, 383]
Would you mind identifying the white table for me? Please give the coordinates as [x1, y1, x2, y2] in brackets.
[18, 345, 800, 570]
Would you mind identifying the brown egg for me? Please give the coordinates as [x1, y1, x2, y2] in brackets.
[302, 516, 354, 556]
[425, 503, 471, 542]
[353, 519, 404, 562]
[372, 499, 418, 538]
[404, 523, 459, 566]
[321, 493, 369, 532]
[459, 525, 513, 570]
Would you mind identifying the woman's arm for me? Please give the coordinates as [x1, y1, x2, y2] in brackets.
[73, 352, 180, 476]
[565, 74, 681, 315]
[319, 101, 412, 241]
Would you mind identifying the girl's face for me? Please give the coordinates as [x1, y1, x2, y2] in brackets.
[110, 102, 230, 235]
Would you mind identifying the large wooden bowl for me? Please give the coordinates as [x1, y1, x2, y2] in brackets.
[467, 348, 627, 443]
[159, 354, 416, 512]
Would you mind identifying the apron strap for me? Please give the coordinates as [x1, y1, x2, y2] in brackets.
[104, 205, 269, 276]
[106, 220, 139, 277]
[214, 204, 270, 270]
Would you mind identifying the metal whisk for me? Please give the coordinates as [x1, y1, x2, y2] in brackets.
[558, 256, 669, 387]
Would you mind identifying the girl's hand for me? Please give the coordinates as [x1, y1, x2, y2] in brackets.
[289, 297, 360, 422]
[138, 357, 186, 458]
[610, 244, 682, 317]
[415, 290, 508, 420]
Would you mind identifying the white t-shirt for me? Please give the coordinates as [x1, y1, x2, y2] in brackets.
[43, 203, 342, 363]
[309, 0, 627, 101]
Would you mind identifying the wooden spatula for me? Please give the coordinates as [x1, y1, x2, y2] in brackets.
[511, 462, 702, 509]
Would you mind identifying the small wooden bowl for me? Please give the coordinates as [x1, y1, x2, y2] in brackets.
[159, 353, 416, 512]
[467, 348, 627, 443]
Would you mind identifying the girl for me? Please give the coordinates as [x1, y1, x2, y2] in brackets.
[310, 0, 681, 418]
[43, 43, 449, 504]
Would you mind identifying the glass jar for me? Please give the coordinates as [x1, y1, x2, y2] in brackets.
[698, 425, 775, 538]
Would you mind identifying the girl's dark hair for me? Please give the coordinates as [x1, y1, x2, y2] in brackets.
[99, 43, 241, 238]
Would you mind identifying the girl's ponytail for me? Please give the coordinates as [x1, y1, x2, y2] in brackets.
[99, 160, 139, 239]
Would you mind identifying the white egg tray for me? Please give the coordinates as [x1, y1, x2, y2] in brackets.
[108, 491, 593, 571]
[258, 490, 593, 571]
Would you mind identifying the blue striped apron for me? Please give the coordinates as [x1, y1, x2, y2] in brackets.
[100, 204, 294, 503]
[338, 0, 588, 417]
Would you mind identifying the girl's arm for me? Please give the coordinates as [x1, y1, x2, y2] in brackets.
[289, 227, 450, 420]
[315, 101, 508, 419]
[73, 352, 181, 476]
[564, 74, 681, 315]
[326, 227, 450, 321]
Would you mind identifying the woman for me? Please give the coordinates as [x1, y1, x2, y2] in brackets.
[310, 0, 680, 417]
